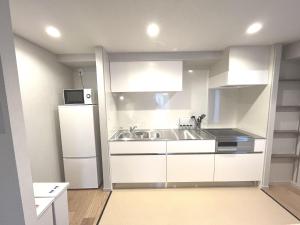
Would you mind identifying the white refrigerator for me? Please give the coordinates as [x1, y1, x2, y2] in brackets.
[58, 105, 102, 189]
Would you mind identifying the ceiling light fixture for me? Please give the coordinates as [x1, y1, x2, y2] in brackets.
[45, 26, 61, 38]
[188, 70, 194, 73]
[147, 23, 160, 38]
[246, 22, 263, 34]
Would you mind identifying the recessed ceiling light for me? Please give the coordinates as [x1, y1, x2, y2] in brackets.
[45, 26, 61, 38]
[119, 95, 124, 101]
[246, 22, 263, 34]
[147, 23, 160, 38]
[188, 70, 194, 73]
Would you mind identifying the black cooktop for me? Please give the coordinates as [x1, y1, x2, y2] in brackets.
[204, 129, 251, 138]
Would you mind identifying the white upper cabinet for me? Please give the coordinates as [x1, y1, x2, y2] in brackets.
[209, 46, 271, 88]
[110, 61, 183, 92]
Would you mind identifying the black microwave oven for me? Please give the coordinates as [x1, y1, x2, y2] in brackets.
[63, 89, 96, 105]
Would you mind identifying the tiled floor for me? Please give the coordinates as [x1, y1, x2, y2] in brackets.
[99, 187, 299, 225]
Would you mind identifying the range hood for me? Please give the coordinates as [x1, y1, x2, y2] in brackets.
[209, 46, 271, 89]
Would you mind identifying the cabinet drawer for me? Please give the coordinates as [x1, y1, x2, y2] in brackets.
[167, 140, 215, 153]
[111, 155, 166, 183]
[110, 141, 166, 154]
[214, 153, 264, 182]
[167, 154, 214, 182]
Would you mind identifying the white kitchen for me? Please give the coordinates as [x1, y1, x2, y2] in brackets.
[1, 1, 300, 225]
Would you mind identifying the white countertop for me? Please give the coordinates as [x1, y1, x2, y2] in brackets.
[35, 197, 54, 217]
[33, 182, 69, 198]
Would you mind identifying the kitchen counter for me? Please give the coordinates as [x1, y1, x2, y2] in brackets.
[234, 128, 265, 139]
[33, 182, 69, 225]
[109, 129, 215, 142]
[33, 182, 69, 198]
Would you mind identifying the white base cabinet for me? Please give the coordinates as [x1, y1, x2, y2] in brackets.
[37, 207, 54, 225]
[33, 183, 69, 225]
[111, 155, 166, 183]
[52, 191, 69, 225]
[167, 154, 214, 182]
[109, 139, 265, 185]
[214, 153, 264, 182]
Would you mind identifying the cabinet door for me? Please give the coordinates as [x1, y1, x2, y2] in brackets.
[63, 157, 99, 189]
[167, 154, 214, 182]
[214, 154, 264, 182]
[110, 61, 183, 92]
[53, 191, 69, 225]
[37, 206, 54, 225]
[167, 140, 215, 153]
[111, 155, 166, 183]
[58, 105, 97, 157]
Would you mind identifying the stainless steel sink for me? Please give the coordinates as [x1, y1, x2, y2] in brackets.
[117, 132, 134, 139]
[116, 130, 160, 140]
[110, 128, 215, 141]
[134, 131, 150, 138]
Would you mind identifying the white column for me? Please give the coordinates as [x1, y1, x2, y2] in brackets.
[95, 47, 112, 190]
[0, 0, 37, 224]
[261, 44, 282, 187]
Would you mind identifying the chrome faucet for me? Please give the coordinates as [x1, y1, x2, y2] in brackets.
[129, 126, 137, 134]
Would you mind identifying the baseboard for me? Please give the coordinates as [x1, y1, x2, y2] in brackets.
[113, 181, 258, 189]
[269, 181, 291, 186]
[260, 184, 269, 189]
[291, 181, 300, 190]
[103, 187, 113, 192]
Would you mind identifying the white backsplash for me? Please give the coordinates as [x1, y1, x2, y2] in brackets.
[115, 70, 209, 129]
[118, 110, 198, 129]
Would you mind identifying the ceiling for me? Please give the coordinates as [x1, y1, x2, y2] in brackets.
[9, 0, 300, 54]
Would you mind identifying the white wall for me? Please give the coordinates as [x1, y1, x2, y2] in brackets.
[73, 66, 97, 89]
[206, 85, 272, 137]
[0, 0, 37, 224]
[237, 85, 270, 137]
[115, 70, 209, 129]
[207, 88, 238, 128]
[15, 36, 73, 182]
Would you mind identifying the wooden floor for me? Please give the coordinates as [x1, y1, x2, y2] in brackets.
[262, 183, 300, 220]
[68, 189, 110, 225]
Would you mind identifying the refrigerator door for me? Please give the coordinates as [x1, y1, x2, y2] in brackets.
[58, 105, 98, 157]
[63, 157, 99, 189]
